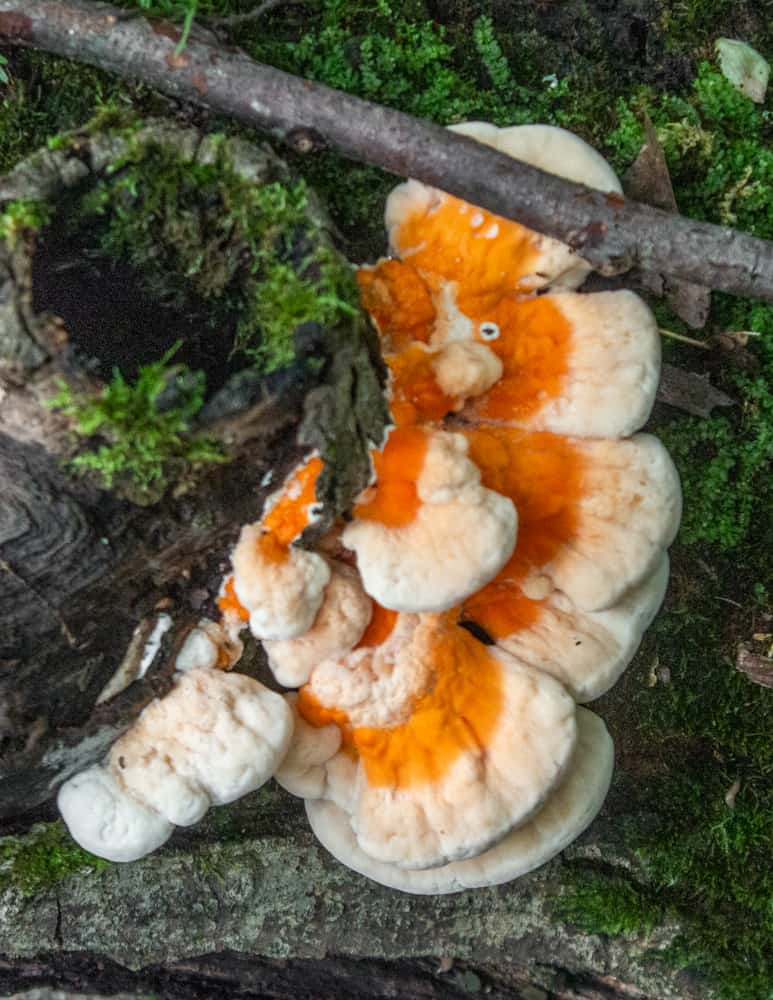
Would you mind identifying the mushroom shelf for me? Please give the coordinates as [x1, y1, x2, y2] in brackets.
[58, 123, 681, 894]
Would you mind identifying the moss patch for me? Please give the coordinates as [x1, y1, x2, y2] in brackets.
[66, 136, 360, 376]
[47, 343, 226, 495]
[0, 821, 109, 896]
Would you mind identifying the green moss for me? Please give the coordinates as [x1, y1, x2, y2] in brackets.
[558, 874, 666, 939]
[658, 301, 773, 550]
[0, 822, 109, 896]
[0, 198, 52, 247]
[0, 52, 130, 175]
[72, 137, 361, 376]
[607, 65, 773, 239]
[247, 0, 580, 255]
[48, 343, 226, 495]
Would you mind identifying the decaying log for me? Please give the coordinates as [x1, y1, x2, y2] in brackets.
[1, 0, 773, 301]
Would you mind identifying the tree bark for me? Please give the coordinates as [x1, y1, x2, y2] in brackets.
[1, 0, 773, 302]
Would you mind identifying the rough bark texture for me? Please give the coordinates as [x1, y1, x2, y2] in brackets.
[0, 769, 710, 1000]
[1, 0, 773, 302]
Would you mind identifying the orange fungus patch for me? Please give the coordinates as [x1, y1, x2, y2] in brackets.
[462, 582, 541, 642]
[386, 344, 456, 425]
[299, 618, 503, 789]
[391, 194, 540, 306]
[466, 294, 572, 423]
[355, 621, 502, 788]
[464, 426, 585, 579]
[217, 577, 249, 622]
[354, 427, 429, 528]
[256, 531, 290, 565]
[354, 602, 398, 649]
[262, 456, 323, 545]
[357, 260, 435, 351]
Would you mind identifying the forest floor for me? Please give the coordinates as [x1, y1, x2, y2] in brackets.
[0, 2, 772, 999]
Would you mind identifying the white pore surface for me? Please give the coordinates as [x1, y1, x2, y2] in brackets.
[231, 523, 331, 640]
[274, 693, 342, 800]
[108, 668, 293, 825]
[305, 616, 577, 870]
[342, 431, 517, 612]
[467, 289, 660, 439]
[264, 563, 373, 688]
[306, 707, 609, 893]
[500, 555, 670, 702]
[57, 765, 173, 863]
[539, 434, 681, 611]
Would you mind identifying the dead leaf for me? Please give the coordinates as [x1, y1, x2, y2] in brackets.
[436, 957, 454, 974]
[716, 38, 770, 104]
[623, 113, 711, 328]
[624, 113, 677, 212]
[656, 363, 735, 418]
[736, 644, 773, 689]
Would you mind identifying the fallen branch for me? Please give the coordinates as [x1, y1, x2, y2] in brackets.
[2, 0, 773, 301]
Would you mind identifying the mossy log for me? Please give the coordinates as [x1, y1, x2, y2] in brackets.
[0, 769, 710, 1000]
[0, 120, 386, 819]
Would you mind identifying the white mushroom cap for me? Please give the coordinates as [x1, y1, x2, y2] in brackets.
[231, 523, 331, 640]
[263, 563, 373, 688]
[465, 289, 661, 439]
[175, 625, 220, 673]
[304, 615, 577, 870]
[343, 431, 517, 612]
[497, 555, 670, 702]
[545, 434, 681, 611]
[57, 765, 173, 863]
[465, 427, 681, 615]
[108, 667, 293, 824]
[174, 620, 244, 674]
[274, 693, 342, 800]
[306, 707, 612, 893]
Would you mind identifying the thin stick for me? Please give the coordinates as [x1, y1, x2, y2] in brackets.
[2, 0, 773, 301]
[206, 0, 304, 29]
[659, 328, 711, 350]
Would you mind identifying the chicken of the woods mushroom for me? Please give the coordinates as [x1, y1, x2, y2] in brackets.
[58, 123, 680, 894]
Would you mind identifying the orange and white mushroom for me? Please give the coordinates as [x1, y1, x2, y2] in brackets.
[294, 611, 577, 869]
[263, 562, 373, 687]
[227, 455, 331, 641]
[341, 427, 517, 612]
[305, 707, 613, 893]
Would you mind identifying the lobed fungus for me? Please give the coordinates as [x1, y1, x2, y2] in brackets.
[59, 123, 681, 894]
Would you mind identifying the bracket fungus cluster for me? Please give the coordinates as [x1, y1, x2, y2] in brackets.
[58, 123, 681, 892]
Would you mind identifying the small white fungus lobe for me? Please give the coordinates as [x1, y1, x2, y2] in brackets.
[231, 523, 331, 640]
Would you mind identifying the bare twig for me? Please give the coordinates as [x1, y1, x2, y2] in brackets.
[2, 0, 773, 300]
[658, 328, 711, 350]
[206, 0, 304, 29]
